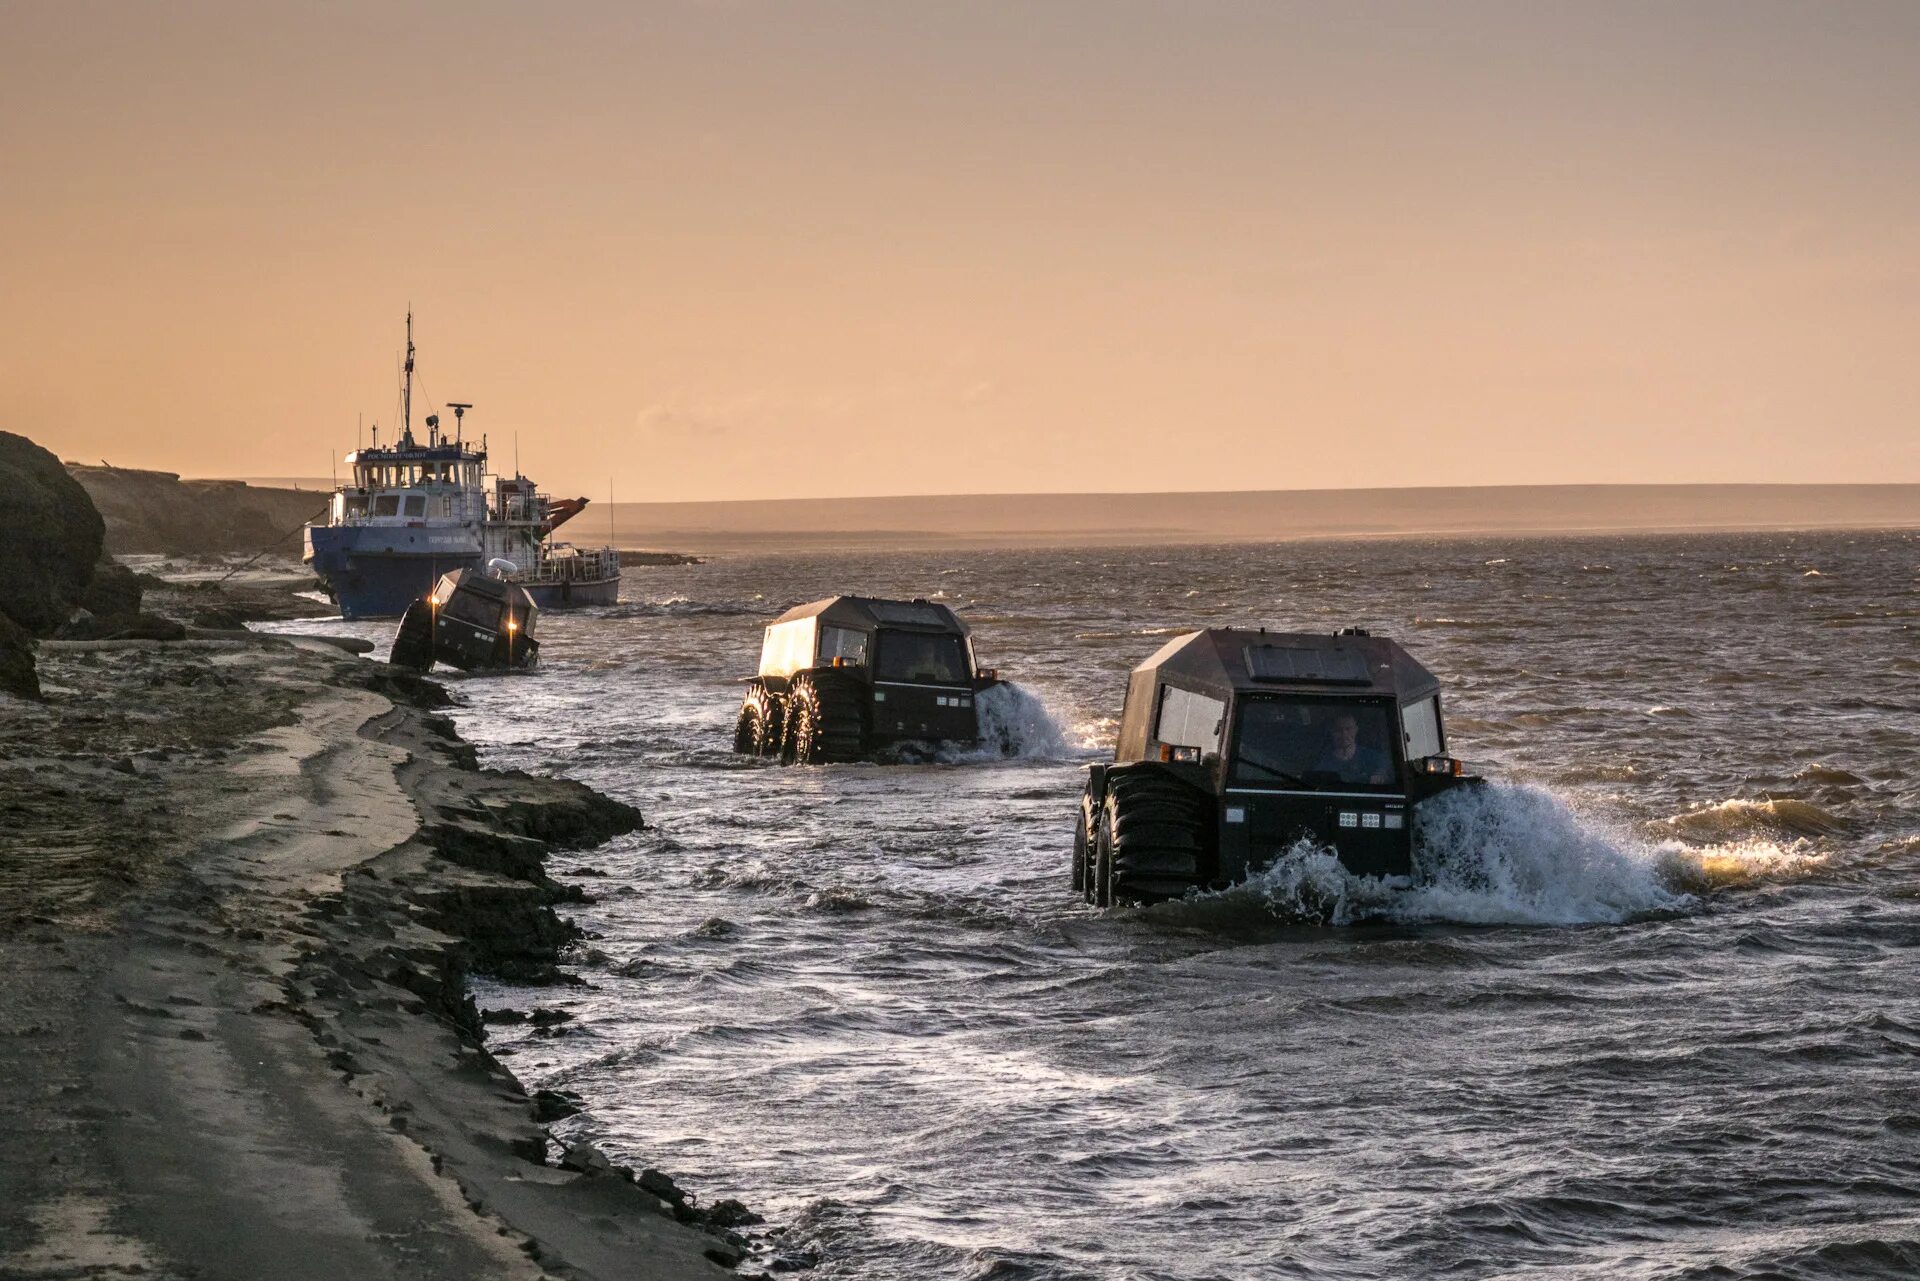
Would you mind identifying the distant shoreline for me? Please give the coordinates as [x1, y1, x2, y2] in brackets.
[597, 483, 1920, 555]
[187, 477, 1920, 556]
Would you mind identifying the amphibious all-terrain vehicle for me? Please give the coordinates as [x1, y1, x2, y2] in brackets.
[389, 565, 540, 673]
[734, 596, 1004, 763]
[1077, 628, 1481, 906]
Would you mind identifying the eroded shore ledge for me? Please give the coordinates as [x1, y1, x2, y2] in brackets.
[0, 629, 759, 1279]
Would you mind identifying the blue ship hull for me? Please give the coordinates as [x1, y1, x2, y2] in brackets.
[307, 524, 621, 618]
[307, 525, 483, 619]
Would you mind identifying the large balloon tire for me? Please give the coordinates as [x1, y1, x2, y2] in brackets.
[389, 600, 435, 671]
[1100, 770, 1211, 905]
[788, 670, 867, 764]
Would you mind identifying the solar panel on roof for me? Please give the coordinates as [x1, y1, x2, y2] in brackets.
[1243, 643, 1371, 684]
[869, 601, 951, 627]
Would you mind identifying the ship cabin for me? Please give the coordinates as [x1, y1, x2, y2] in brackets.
[332, 433, 489, 526]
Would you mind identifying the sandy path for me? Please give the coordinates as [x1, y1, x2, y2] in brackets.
[1, 649, 735, 1280]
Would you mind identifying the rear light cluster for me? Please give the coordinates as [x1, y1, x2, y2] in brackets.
[1157, 744, 1202, 763]
[1415, 755, 1466, 776]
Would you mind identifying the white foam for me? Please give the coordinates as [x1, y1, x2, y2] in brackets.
[953, 682, 1072, 761]
[1396, 785, 1695, 924]
[1206, 783, 1821, 927]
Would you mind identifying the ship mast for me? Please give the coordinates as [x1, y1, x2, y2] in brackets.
[401, 311, 415, 445]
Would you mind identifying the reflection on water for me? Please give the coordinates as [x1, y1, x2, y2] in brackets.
[266, 530, 1920, 1280]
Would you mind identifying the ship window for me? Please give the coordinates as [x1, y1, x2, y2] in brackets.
[372, 494, 400, 517]
[1402, 696, 1443, 760]
[818, 625, 868, 665]
[1155, 685, 1225, 751]
[402, 495, 426, 518]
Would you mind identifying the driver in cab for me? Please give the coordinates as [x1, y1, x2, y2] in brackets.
[1312, 711, 1392, 785]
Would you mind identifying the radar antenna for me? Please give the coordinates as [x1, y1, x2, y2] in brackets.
[447, 402, 473, 446]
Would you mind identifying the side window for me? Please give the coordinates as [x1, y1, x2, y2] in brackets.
[402, 495, 427, 517]
[1402, 696, 1442, 760]
[818, 625, 868, 665]
[1156, 685, 1226, 751]
[759, 619, 817, 677]
[372, 494, 400, 517]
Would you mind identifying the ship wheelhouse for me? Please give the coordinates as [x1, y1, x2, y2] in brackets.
[335, 439, 489, 526]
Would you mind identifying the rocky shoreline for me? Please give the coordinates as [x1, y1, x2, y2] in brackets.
[0, 594, 766, 1277]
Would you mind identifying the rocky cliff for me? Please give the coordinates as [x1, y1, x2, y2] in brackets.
[0, 432, 105, 697]
[67, 464, 325, 556]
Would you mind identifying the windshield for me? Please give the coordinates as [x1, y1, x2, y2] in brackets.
[874, 631, 971, 684]
[1231, 697, 1400, 790]
[442, 588, 504, 631]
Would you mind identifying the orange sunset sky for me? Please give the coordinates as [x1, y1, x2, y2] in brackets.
[3, 1, 1917, 501]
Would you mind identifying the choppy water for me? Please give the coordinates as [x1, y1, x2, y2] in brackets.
[271, 531, 1920, 1280]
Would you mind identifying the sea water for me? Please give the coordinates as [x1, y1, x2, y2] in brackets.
[270, 530, 1920, 1279]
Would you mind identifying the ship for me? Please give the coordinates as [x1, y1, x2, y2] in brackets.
[303, 315, 622, 619]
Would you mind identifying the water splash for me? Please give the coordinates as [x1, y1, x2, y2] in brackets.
[956, 682, 1073, 760]
[1201, 784, 1828, 927]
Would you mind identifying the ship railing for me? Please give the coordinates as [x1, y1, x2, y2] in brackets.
[526, 543, 619, 583]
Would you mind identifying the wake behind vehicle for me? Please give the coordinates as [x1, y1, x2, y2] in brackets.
[389, 564, 540, 673]
[734, 596, 1005, 763]
[1077, 627, 1481, 906]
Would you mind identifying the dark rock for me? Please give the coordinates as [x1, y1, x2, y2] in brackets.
[704, 1241, 746, 1268]
[480, 1008, 529, 1025]
[58, 610, 190, 642]
[190, 605, 250, 630]
[527, 1009, 574, 1026]
[638, 1167, 688, 1205]
[705, 1198, 766, 1229]
[0, 613, 38, 700]
[559, 1142, 613, 1175]
[359, 666, 453, 709]
[770, 1250, 821, 1272]
[79, 560, 144, 619]
[116, 613, 188, 641]
[0, 432, 104, 635]
[531, 1089, 583, 1122]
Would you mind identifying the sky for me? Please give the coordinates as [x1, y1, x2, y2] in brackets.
[3, 1, 1917, 501]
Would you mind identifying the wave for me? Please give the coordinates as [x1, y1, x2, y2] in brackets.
[1187, 784, 1825, 927]
[599, 597, 770, 619]
[1662, 797, 1850, 840]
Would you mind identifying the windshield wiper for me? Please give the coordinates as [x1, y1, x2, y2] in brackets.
[1237, 755, 1305, 786]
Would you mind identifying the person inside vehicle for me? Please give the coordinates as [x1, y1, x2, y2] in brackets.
[1312, 711, 1392, 784]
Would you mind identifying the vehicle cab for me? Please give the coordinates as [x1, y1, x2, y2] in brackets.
[736, 596, 1006, 761]
[1080, 627, 1478, 904]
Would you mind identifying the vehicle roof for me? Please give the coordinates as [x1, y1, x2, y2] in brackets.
[436, 567, 537, 609]
[1135, 627, 1439, 703]
[768, 595, 970, 635]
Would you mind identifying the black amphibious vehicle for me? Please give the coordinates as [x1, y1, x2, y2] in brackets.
[1077, 627, 1480, 906]
[734, 595, 1004, 763]
[390, 567, 540, 674]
